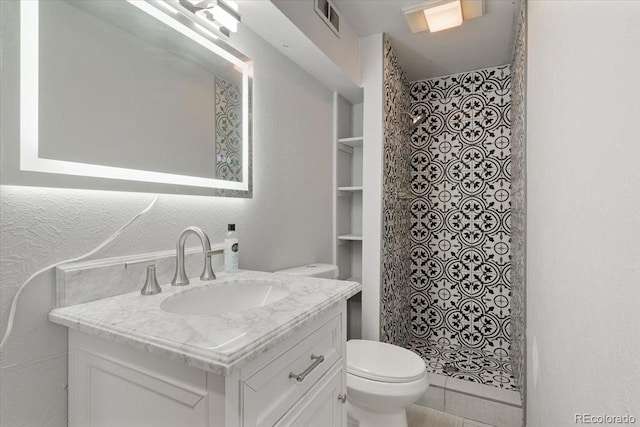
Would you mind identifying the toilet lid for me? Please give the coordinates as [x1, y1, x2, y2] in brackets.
[347, 340, 426, 383]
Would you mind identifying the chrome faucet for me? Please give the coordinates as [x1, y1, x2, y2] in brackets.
[171, 226, 216, 286]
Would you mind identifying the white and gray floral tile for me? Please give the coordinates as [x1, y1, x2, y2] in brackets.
[408, 64, 514, 372]
[380, 35, 413, 347]
[407, 338, 516, 390]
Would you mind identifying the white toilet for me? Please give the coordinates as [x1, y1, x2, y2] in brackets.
[346, 340, 428, 427]
[275, 264, 429, 427]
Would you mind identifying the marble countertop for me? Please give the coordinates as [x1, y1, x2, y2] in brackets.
[49, 270, 360, 375]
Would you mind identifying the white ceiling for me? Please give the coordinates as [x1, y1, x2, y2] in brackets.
[332, 0, 522, 81]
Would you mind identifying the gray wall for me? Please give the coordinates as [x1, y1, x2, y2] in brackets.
[0, 11, 334, 427]
[527, 1, 640, 425]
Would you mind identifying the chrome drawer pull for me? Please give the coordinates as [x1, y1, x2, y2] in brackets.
[289, 354, 325, 382]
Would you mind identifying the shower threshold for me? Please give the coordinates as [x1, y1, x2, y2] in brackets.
[407, 338, 523, 427]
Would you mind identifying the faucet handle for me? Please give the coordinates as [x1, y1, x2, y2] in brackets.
[141, 265, 162, 295]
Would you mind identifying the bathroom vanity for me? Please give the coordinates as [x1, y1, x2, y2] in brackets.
[50, 271, 360, 427]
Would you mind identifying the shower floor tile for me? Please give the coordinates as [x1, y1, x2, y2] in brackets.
[407, 338, 516, 390]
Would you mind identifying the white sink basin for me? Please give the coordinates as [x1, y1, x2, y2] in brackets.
[161, 279, 290, 316]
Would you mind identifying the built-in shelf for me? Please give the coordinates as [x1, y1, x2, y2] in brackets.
[334, 95, 363, 322]
[338, 234, 362, 241]
[338, 136, 363, 148]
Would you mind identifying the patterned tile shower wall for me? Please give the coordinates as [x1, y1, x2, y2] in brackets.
[215, 76, 242, 182]
[380, 35, 413, 347]
[510, 0, 527, 405]
[409, 65, 512, 357]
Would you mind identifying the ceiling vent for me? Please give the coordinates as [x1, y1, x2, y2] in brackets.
[315, 0, 340, 37]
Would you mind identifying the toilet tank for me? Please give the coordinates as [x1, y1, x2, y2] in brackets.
[275, 263, 339, 280]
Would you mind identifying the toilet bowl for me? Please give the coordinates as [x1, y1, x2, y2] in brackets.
[275, 264, 428, 427]
[346, 340, 428, 427]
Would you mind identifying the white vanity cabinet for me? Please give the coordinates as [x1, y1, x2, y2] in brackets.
[67, 302, 347, 427]
[273, 365, 344, 427]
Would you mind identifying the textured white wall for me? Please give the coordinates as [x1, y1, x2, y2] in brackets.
[0, 17, 334, 427]
[527, 2, 640, 425]
[272, 0, 360, 86]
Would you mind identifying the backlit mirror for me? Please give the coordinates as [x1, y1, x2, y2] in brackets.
[4, 0, 252, 197]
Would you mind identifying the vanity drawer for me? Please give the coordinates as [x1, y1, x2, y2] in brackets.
[241, 313, 343, 427]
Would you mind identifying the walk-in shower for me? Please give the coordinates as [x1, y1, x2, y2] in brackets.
[379, 7, 526, 423]
[406, 64, 516, 391]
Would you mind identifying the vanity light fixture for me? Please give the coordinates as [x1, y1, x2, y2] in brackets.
[403, 0, 484, 33]
[179, 0, 240, 37]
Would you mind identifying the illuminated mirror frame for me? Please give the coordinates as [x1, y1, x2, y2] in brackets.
[19, 0, 251, 194]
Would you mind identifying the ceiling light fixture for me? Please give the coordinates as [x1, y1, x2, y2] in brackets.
[403, 0, 483, 34]
[179, 0, 240, 38]
[423, 0, 462, 32]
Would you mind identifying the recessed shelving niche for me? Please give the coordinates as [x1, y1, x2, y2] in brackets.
[333, 93, 363, 300]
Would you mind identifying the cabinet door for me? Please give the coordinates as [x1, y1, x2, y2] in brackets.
[274, 365, 345, 427]
[69, 331, 209, 427]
